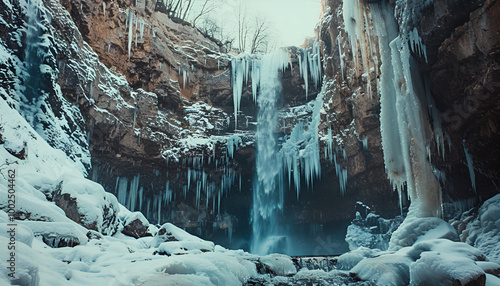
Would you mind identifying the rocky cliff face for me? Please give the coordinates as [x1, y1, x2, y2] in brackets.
[318, 0, 500, 220]
[426, 0, 500, 204]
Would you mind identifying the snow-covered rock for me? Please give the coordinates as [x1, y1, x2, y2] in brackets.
[151, 223, 215, 252]
[122, 211, 151, 239]
[20, 221, 88, 248]
[336, 246, 381, 270]
[462, 194, 500, 264]
[351, 253, 411, 285]
[389, 216, 459, 251]
[258, 254, 298, 276]
[348, 239, 491, 286]
[51, 174, 121, 235]
[409, 252, 485, 286]
[346, 210, 403, 251]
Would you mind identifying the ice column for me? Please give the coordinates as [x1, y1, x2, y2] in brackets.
[463, 140, 476, 193]
[371, 2, 442, 217]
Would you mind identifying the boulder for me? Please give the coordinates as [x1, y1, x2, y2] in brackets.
[52, 174, 120, 235]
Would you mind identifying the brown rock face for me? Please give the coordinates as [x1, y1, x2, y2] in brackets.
[426, 0, 500, 202]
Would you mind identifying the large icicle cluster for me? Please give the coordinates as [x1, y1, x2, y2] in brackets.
[369, 2, 443, 217]
[230, 42, 321, 129]
[298, 41, 322, 99]
[125, 9, 150, 60]
[280, 92, 324, 199]
[342, 0, 377, 98]
[323, 124, 349, 196]
[113, 153, 241, 225]
[340, 0, 449, 217]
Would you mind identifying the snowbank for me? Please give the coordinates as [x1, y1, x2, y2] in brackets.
[462, 194, 500, 264]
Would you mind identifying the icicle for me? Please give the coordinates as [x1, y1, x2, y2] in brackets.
[301, 50, 309, 99]
[127, 174, 140, 211]
[372, 1, 442, 218]
[133, 108, 137, 129]
[166, 181, 173, 205]
[127, 11, 133, 59]
[157, 195, 162, 225]
[89, 80, 94, 100]
[231, 56, 245, 129]
[463, 140, 476, 193]
[140, 20, 145, 41]
[251, 58, 261, 102]
[226, 134, 242, 159]
[337, 36, 345, 80]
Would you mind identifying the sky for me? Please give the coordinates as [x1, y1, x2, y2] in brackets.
[208, 0, 323, 49]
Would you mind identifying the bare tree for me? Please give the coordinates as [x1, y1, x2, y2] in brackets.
[198, 17, 235, 52]
[199, 17, 220, 38]
[237, 0, 249, 53]
[249, 15, 269, 54]
[192, 0, 220, 27]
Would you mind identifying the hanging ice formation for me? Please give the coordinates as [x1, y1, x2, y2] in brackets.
[116, 174, 143, 212]
[20, 0, 49, 126]
[127, 10, 133, 59]
[344, 1, 445, 217]
[342, 0, 377, 99]
[298, 41, 322, 100]
[463, 140, 476, 193]
[279, 92, 324, 199]
[226, 134, 242, 159]
[230, 43, 321, 129]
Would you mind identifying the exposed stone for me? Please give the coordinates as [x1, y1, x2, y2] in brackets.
[123, 218, 151, 238]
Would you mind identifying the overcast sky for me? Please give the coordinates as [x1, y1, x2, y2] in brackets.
[210, 0, 322, 49]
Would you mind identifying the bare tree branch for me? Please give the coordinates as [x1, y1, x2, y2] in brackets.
[250, 15, 269, 54]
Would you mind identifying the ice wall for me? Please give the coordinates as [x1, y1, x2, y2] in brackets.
[343, 1, 442, 216]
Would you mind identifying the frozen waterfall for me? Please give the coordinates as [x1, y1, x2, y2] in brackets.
[251, 49, 290, 255]
[229, 44, 324, 255]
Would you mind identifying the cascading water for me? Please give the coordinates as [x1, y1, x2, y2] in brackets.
[21, 0, 48, 127]
[251, 50, 290, 255]
[230, 42, 323, 255]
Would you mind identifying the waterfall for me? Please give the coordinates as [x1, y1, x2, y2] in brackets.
[21, 0, 46, 127]
[251, 50, 290, 255]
